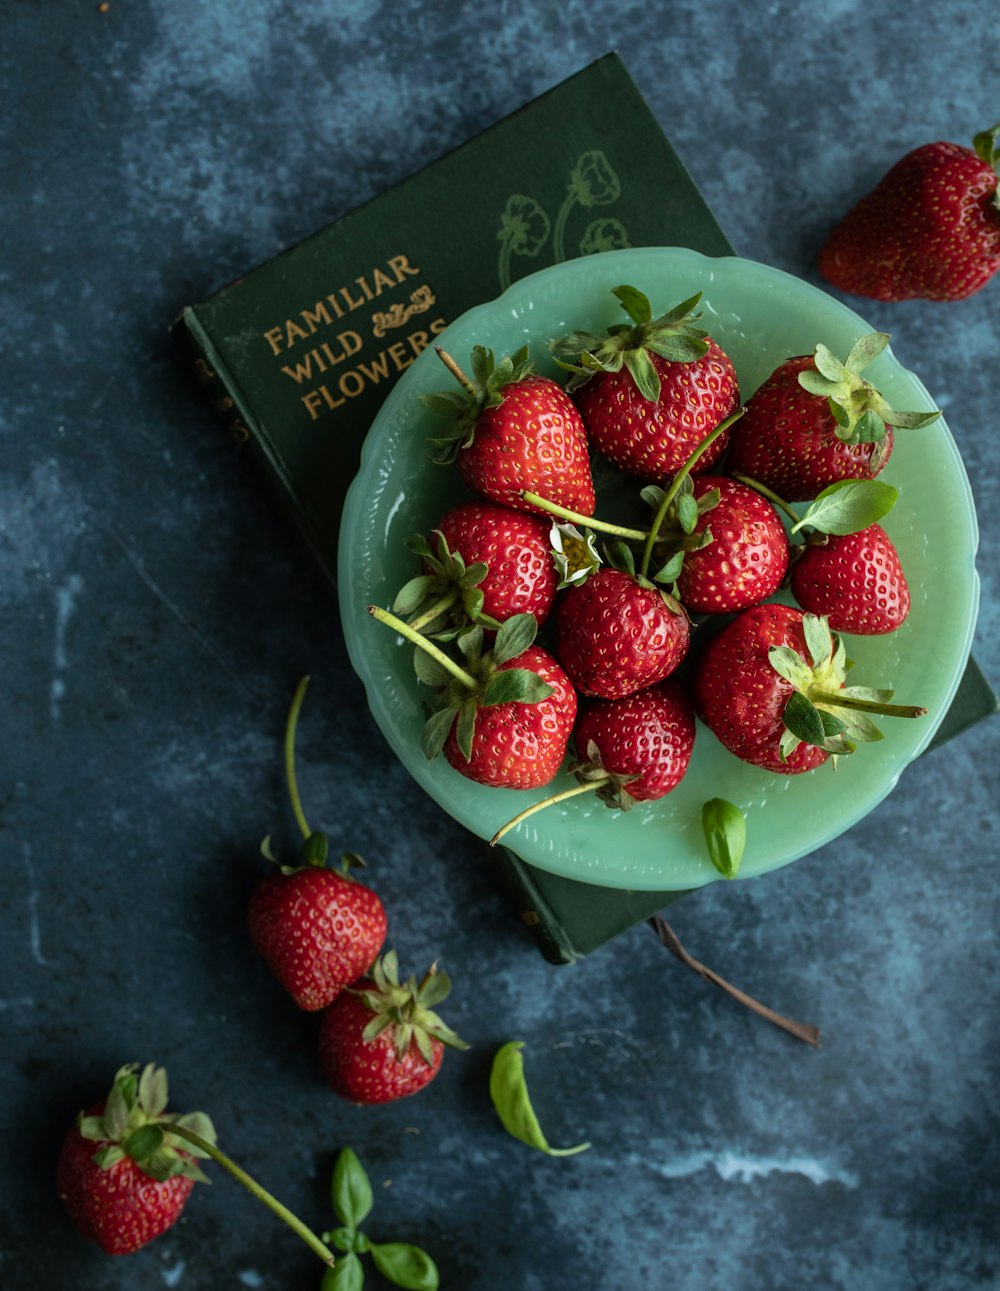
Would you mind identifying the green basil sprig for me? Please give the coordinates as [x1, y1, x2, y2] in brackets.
[489, 1041, 590, 1156]
[321, 1148, 438, 1291]
[702, 799, 747, 879]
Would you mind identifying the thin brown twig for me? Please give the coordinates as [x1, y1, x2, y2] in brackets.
[648, 915, 820, 1048]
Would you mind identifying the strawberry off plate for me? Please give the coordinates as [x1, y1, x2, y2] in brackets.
[337, 247, 979, 891]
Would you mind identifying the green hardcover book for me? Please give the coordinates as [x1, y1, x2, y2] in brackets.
[172, 53, 997, 964]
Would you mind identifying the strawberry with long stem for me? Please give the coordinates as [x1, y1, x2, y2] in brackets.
[368, 607, 576, 789]
[58, 1062, 337, 1266]
[491, 678, 696, 846]
[248, 677, 387, 1011]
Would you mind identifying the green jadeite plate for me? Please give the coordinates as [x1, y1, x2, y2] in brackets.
[338, 247, 979, 891]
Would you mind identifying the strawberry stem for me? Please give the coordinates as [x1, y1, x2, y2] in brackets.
[729, 471, 802, 526]
[520, 492, 647, 540]
[490, 779, 607, 846]
[163, 1122, 337, 1268]
[368, 604, 478, 690]
[407, 588, 460, 633]
[640, 408, 745, 579]
[285, 675, 312, 841]
[811, 688, 927, 719]
[434, 347, 477, 397]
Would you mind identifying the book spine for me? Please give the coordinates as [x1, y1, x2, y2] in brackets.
[488, 847, 586, 965]
[170, 308, 338, 589]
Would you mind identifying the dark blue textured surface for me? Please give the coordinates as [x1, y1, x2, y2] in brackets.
[2, 3, 998, 1289]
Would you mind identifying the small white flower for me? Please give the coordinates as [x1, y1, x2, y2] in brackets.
[550, 523, 601, 589]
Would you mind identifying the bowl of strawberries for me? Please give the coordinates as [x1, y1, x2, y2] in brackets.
[338, 247, 979, 891]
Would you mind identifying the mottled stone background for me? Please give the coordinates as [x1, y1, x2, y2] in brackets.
[2, 2, 997, 1289]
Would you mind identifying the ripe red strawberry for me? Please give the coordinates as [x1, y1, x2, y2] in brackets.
[441, 641, 576, 788]
[490, 678, 696, 845]
[692, 604, 925, 774]
[370, 607, 577, 790]
[672, 475, 790, 614]
[556, 567, 690, 700]
[724, 333, 940, 500]
[248, 850, 387, 1012]
[58, 1063, 215, 1256]
[318, 952, 468, 1105]
[394, 500, 558, 636]
[572, 678, 696, 805]
[552, 286, 740, 480]
[248, 677, 387, 1011]
[790, 524, 911, 635]
[423, 345, 595, 516]
[819, 124, 1000, 301]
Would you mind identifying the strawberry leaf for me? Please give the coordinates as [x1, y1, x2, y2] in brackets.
[491, 612, 537, 665]
[851, 410, 887, 445]
[802, 613, 833, 669]
[412, 648, 451, 688]
[421, 706, 458, 760]
[622, 346, 660, 401]
[611, 283, 652, 325]
[844, 331, 890, 373]
[454, 699, 478, 762]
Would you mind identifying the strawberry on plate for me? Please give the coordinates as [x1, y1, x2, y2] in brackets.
[670, 474, 790, 615]
[58, 1063, 216, 1256]
[551, 285, 740, 481]
[692, 604, 926, 774]
[819, 123, 1000, 301]
[369, 607, 577, 790]
[790, 523, 911, 635]
[555, 565, 690, 700]
[490, 678, 696, 845]
[393, 500, 559, 637]
[422, 345, 595, 516]
[318, 952, 468, 1105]
[724, 332, 940, 500]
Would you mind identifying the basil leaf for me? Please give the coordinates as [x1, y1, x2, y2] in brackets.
[792, 479, 898, 535]
[370, 1242, 440, 1290]
[331, 1148, 374, 1229]
[321, 1251, 364, 1291]
[701, 798, 747, 879]
[489, 1041, 590, 1157]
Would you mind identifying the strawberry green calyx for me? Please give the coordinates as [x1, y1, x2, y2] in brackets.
[423, 345, 534, 464]
[796, 333, 940, 462]
[394, 529, 501, 637]
[78, 1063, 217, 1185]
[972, 121, 1000, 213]
[551, 285, 710, 399]
[353, 951, 469, 1065]
[367, 606, 554, 763]
[769, 613, 927, 763]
